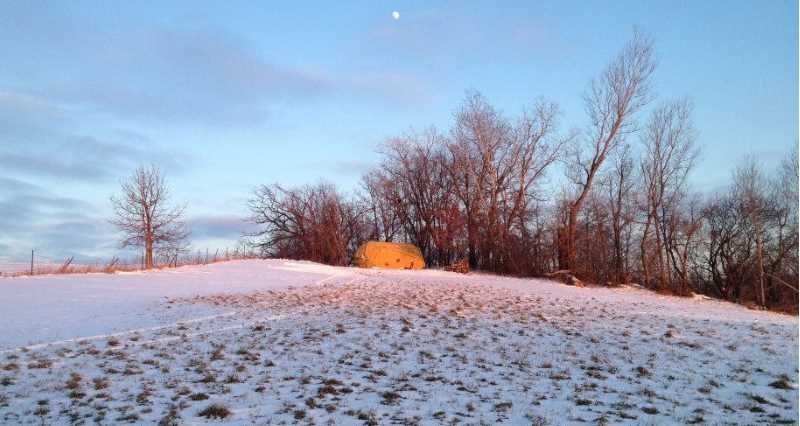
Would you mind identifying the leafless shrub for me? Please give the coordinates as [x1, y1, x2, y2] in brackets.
[197, 403, 231, 419]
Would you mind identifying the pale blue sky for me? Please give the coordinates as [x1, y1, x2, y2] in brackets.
[0, 1, 797, 262]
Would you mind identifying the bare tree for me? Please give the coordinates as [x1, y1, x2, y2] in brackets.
[377, 128, 460, 265]
[248, 182, 367, 265]
[450, 92, 512, 268]
[697, 151, 798, 309]
[770, 146, 799, 283]
[110, 165, 190, 269]
[700, 192, 743, 299]
[665, 193, 704, 294]
[638, 99, 699, 291]
[560, 30, 656, 273]
[601, 144, 637, 283]
[360, 170, 402, 242]
[732, 158, 771, 306]
[449, 92, 563, 270]
[494, 100, 564, 272]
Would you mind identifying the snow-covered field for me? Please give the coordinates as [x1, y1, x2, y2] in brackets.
[0, 260, 796, 425]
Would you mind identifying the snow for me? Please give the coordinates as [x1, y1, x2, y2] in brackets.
[0, 259, 796, 424]
[0, 260, 336, 349]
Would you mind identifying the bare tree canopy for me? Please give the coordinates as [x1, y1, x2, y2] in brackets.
[450, 91, 564, 270]
[699, 151, 798, 308]
[638, 99, 699, 293]
[560, 29, 657, 273]
[247, 182, 367, 266]
[240, 32, 797, 312]
[110, 165, 190, 269]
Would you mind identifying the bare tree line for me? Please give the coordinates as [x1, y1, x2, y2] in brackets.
[248, 31, 798, 311]
[97, 32, 796, 311]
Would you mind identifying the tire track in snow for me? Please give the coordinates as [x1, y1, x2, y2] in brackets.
[0, 273, 384, 355]
[0, 273, 353, 354]
[128, 313, 294, 347]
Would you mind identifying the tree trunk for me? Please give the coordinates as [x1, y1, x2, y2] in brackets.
[640, 215, 652, 288]
[467, 216, 477, 269]
[653, 216, 667, 290]
[754, 217, 766, 307]
[145, 238, 154, 269]
[560, 207, 579, 271]
[612, 220, 624, 283]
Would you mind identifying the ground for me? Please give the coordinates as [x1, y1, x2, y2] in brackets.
[0, 260, 796, 425]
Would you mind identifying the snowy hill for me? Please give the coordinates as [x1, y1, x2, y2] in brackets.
[0, 259, 796, 424]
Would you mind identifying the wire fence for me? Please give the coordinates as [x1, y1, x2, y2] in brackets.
[0, 245, 260, 277]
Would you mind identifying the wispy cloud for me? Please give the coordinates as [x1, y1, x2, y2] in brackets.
[0, 90, 190, 182]
[4, 24, 429, 127]
[186, 214, 256, 241]
[0, 178, 114, 262]
[0, 5, 439, 261]
[0, 90, 70, 140]
[36, 27, 335, 126]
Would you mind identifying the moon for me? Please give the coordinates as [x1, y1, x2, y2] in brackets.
[392, 11, 400, 20]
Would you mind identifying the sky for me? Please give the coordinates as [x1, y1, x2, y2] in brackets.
[0, 1, 797, 263]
